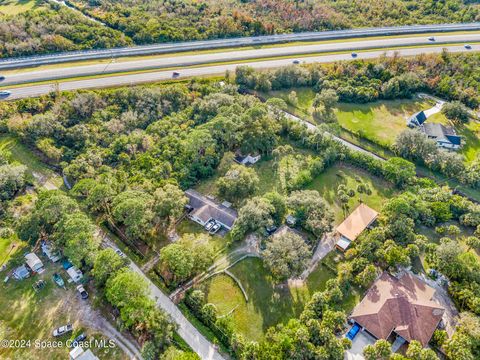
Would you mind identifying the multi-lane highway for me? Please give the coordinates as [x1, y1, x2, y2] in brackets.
[1, 22, 480, 69]
[3, 44, 478, 100]
[3, 33, 480, 87]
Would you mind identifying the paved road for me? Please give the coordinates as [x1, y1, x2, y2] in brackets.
[3, 33, 480, 86]
[98, 234, 225, 360]
[129, 261, 225, 360]
[1, 22, 480, 68]
[281, 111, 385, 161]
[3, 44, 479, 100]
[37, 170, 224, 360]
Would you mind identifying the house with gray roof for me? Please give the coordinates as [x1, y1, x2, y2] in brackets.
[420, 123, 461, 150]
[185, 189, 238, 230]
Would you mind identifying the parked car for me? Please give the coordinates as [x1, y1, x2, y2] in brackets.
[292, 60, 300, 64]
[76, 284, 89, 300]
[265, 225, 278, 235]
[70, 333, 87, 347]
[428, 36, 435, 41]
[351, 52, 358, 58]
[0, 75, 5, 81]
[184, 204, 194, 213]
[209, 222, 221, 234]
[205, 219, 216, 231]
[172, 71, 180, 78]
[53, 324, 73, 337]
[0, 91, 11, 99]
[346, 323, 361, 340]
[465, 44, 472, 49]
[114, 248, 126, 258]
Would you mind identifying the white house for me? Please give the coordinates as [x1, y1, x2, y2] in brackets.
[234, 153, 261, 166]
[24, 253, 45, 274]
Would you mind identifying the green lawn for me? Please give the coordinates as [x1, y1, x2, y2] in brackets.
[203, 257, 361, 340]
[334, 99, 441, 147]
[459, 120, 480, 162]
[306, 162, 396, 224]
[0, 0, 40, 15]
[176, 219, 230, 257]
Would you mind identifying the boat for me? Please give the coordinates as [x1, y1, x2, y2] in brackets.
[52, 273, 65, 289]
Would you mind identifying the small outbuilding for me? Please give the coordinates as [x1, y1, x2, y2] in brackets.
[335, 203, 378, 252]
[24, 253, 45, 274]
[66, 266, 83, 283]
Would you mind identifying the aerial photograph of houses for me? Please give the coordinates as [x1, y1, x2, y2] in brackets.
[1, 1, 480, 360]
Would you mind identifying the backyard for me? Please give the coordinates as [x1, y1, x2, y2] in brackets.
[306, 162, 396, 224]
[202, 256, 362, 341]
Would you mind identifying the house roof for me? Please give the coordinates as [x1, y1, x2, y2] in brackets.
[336, 203, 378, 242]
[186, 189, 238, 228]
[422, 123, 461, 145]
[25, 253, 43, 270]
[351, 272, 444, 347]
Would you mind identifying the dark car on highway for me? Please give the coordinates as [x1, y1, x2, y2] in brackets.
[0, 91, 11, 99]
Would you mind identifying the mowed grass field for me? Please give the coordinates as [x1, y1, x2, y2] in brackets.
[264, 88, 480, 162]
[0, 0, 40, 15]
[334, 99, 442, 147]
[203, 257, 361, 341]
[306, 162, 396, 224]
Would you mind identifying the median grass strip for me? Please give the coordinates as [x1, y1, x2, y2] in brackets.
[2, 41, 480, 91]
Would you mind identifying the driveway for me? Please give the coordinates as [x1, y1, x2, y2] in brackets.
[344, 330, 376, 360]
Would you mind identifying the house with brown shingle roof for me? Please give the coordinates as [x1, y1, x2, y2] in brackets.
[335, 203, 378, 251]
[350, 271, 445, 348]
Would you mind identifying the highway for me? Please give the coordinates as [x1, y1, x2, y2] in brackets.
[3, 33, 480, 86]
[4, 44, 478, 100]
[1, 22, 480, 69]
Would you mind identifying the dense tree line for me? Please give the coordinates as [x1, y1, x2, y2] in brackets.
[0, 3, 130, 58]
[72, 0, 479, 46]
[236, 51, 480, 109]
[3, 0, 479, 57]
[0, 81, 286, 248]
